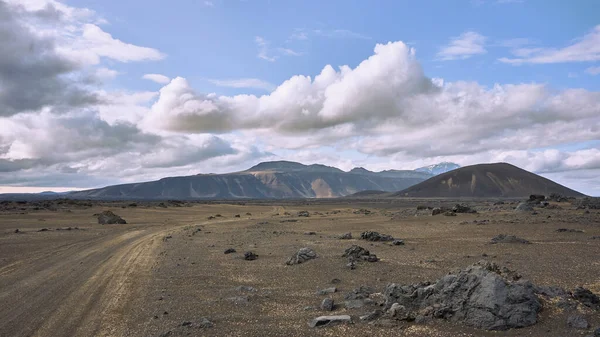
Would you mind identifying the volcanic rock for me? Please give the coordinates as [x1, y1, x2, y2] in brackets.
[515, 203, 534, 212]
[244, 251, 258, 261]
[383, 261, 541, 330]
[286, 247, 317, 265]
[309, 315, 352, 328]
[360, 231, 394, 242]
[97, 211, 126, 225]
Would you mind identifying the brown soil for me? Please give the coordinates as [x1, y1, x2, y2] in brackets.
[0, 199, 598, 336]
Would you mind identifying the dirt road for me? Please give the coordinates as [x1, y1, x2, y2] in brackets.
[0, 226, 164, 337]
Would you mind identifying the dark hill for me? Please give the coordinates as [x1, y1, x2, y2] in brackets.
[393, 163, 585, 198]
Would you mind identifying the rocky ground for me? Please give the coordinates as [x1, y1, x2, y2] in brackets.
[0, 198, 599, 336]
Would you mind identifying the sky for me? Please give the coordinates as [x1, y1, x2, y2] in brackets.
[0, 0, 599, 196]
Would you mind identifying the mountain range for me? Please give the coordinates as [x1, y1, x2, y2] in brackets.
[67, 161, 434, 200]
[2, 161, 586, 200]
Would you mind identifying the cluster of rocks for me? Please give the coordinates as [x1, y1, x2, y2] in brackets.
[451, 204, 477, 214]
[309, 261, 600, 333]
[577, 197, 600, 210]
[382, 261, 540, 330]
[342, 245, 379, 268]
[297, 211, 310, 217]
[431, 204, 476, 216]
[96, 210, 126, 224]
[286, 247, 317, 265]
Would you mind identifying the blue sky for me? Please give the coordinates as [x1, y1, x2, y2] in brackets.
[77, 0, 600, 93]
[0, 0, 599, 195]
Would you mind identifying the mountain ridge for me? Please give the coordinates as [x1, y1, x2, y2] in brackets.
[66, 160, 431, 200]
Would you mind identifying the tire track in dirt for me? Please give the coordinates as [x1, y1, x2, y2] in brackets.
[0, 229, 160, 337]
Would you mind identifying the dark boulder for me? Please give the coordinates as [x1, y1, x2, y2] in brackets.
[286, 247, 317, 265]
[320, 298, 334, 311]
[383, 261, 541, 330]
[244, 251, 258, 261]
[97, 211, 126, 225]
[452, 204, 477, 213]
[572, 287, 600, 310]
[360, 231, 394, 242]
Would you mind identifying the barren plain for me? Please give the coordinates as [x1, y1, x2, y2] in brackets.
[0, 198, 599, 337]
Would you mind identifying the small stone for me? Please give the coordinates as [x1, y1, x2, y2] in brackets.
[227, 296, 249, 303]
[224, 248, 236, 254]
[244, 251, 258, 261]
[317, 287, 337, 295]
[181, 321, 192, 327]
[361, 254, 379, 262]
[345, 299, 368, 309]
[235, 286, 256, 292]
[360, 309, 383, 321]
[331, 278, 341, 284]
[14, 229, 20, 233]
[414, 315, 432, 324]
[337, 232, 352, 240]
[431, 207, 444, 215]
[392, 239, 404, 246]
[198, 317, 214, 328]
[320, 298, 334, 311]
[490, 234, 531, 244]
[304, 231, 316, 235]
[309, 315, 352, 328]
[388, 303, 409, 320]
[567, 315, 589, 329]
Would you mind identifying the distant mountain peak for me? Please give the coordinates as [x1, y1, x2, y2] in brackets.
[415, 162, 460, 175]
[246, 161, 307, 172]
[245, 161, 342, 173]
[349, 167, 372, 174]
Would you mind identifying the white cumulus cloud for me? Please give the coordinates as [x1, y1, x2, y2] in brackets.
[143, 74, 171, 84]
